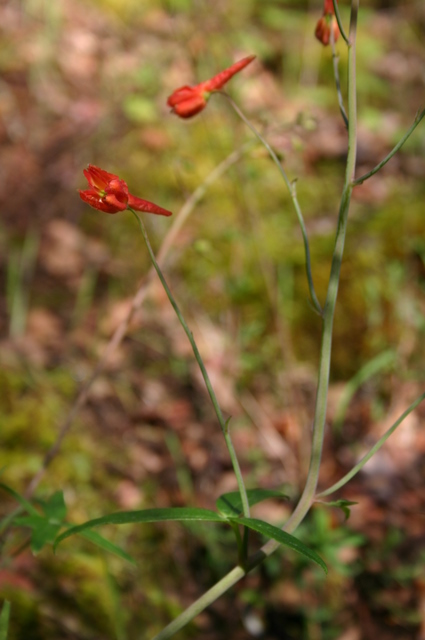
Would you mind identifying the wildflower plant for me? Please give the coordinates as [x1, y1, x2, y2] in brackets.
[1, 1, 425, 638]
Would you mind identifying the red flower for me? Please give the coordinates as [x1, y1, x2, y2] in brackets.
[79, 165, 172, 216]
[315, 0, 340, 46]
[167, 55, 256, 119]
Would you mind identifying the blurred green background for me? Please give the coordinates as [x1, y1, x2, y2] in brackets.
[1, 0, 425, 638]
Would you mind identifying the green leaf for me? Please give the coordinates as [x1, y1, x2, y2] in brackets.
[39, 491, 67, 522]
[15, 515, 61, 554]
[0, 601, 10, 640]
[216, 489, 288, 518]
[0, 483, 39, 517]
[14, 515, 44, 528]
[322, 500, 358, 521]
[16, 515, 136, 563]
[235, 517, 327, 574]
[31, 521, 61, 554]
[78, 530, 136, 565]
[55, 507, 225, 549]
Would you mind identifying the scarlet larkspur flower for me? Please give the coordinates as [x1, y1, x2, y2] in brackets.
[167, 55, 256, 119]
[315, 0, 340, 46]
[79, 165, 172, 216]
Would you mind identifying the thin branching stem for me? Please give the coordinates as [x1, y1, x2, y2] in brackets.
[221, 93, 323, 316]
[130, 209, 250, 523]
[333, 0, 349, 44]
[353, 108, 425, 185]
[316, 391, 425, 498]
[331, 26, 348, 128]
[153, 4, 360, 638]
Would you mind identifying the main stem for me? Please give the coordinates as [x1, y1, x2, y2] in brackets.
[153, 4, 359, 638]
[282, 0, 358, 531]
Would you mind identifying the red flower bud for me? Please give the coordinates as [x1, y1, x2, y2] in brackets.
[167, 55, 255, 119]
[315, 14, 340, 46]
[167, 87, 208, 119]
[79, 165, 172, 216]
[315, 0, 340, 46]
[324, 0, 336, 15]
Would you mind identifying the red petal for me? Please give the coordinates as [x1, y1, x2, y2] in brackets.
[128, 194, 172, 217]
[170, 94, 207, 118]
[324, 0, 336, 15]
[104, 193, 128, 211]
[167, 86, 200, 107]
[79, 189, 123, 213]
[83, 165, 120, 191]
[315, 17, 330, 45]
[105, 178, 129, 207]
[315, 15, 339, 45]
[203, 55, 256, 92]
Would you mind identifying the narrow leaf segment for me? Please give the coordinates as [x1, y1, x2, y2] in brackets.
[236, 517, 327, 574]
[55, 507, 225, 549]
[54, 505, 326, 574]
[216, 489, 288, 518]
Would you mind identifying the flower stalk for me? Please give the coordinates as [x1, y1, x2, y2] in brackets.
[353, 108, 425, 185]
[129, 209, 250, 523]
[222, 94, 323, 316]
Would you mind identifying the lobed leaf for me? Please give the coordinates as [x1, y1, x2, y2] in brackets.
[39, 490, 67, 522]
[15, 515, 61, 554]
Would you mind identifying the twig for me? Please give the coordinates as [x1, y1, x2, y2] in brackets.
[331, 25, 348, 128]
[316, 390, 425, 497]
[131, 209, 250, 522]
[353, 108, 425, 185]
[221, 93, 323, 316]
[333, 0, 349, 45]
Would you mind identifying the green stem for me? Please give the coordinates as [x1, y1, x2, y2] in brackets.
[278, 0, 358, 534]
[353, 108, 425, 185]
[331, 26, 348, 128]
[333, 0, 349, 45]
[129, 209, 250, 521]
[153, 566, 246, 640]
[221, 93, 323, 316]
[151, 484, 306, 640]
[229, 521, 245, 566]
[316, 391, 425, 498]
